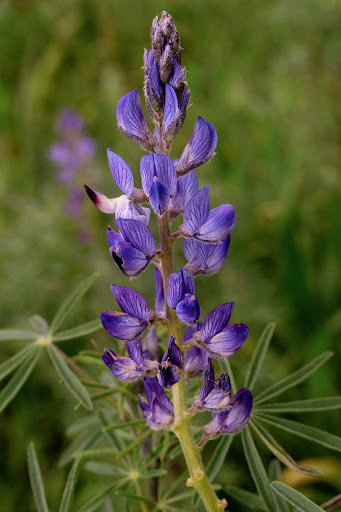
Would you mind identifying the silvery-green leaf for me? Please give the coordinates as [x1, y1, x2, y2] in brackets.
[224, 485, 264, 509]
[96, 410, 123, 451]
[59, 458, 81, 512]
[58, 425, 102, 467]
[85, 462, 127, 476]
[0, 329, 37, 342]
[0, 342, 39, 381]
[27, 442, 50, 512]
[241, 426, 279, 512]
[49, 273, 99, 335]
[271, 481, 324, 511]
[0, 347, 42, 414]
[28, 315, 49, 335]
[245, 323, 276, 390]
[47, 344, 92, 410]
[78, 480, 128, 512]
[52, 320, 102, 342]
[65, 415, 97, 437]
[267, 461, 290, 512]
[255, 396, 341, 413]
[254, 413, 341, 452]
[254, 352, 333, 405]
[160, 471, 188, 501]
[250, 419, 323, 476]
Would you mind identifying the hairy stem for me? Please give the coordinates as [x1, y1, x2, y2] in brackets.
[157, 214, 227, 512]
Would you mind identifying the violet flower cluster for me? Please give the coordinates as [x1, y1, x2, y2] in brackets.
[86, 11, 252, 439]
[48, 109, 97, 223]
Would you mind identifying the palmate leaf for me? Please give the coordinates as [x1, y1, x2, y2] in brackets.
[0, 346, 42, 414]
[27, 442, 50, 512]
[241, 426, 279, 512]
[250, 419, 323, 477]
[245, 322, 276, 390]
[255, 396, 341, 413]
[254, 413, 341, 452]
[28, 315, 49, 335]
[271, 481, 325, 512]
[254, 351, 333, 405]
[96, 410, 124, 451]
[85, 462, 127, 476]
[52, 320, 102, 342]
[47, 344, 93, 411]
[0, 342, 40, 381]
[0, 329, 38, 342]
[224, 485, 264, 509]
[58, 458, 81, 512]
[49, 273, 99, 335]
[58, 424, 103, 467]
[115, 491, 156, 505]
[267, 460, 290, 512]
[78, 480, 128, 512]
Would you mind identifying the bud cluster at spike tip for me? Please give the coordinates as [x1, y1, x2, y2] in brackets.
[85, 11, 253, 438]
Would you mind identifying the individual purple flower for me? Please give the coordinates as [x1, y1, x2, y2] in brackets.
[107, 218, 155, 277]
[101, 285, 150, 341]
[116, 90, 156, 151]
[140, 153, 177, 215]
[180, 185, 236, 243]
[139, 377, 174, 430]
[203, 388, 253, 437]
[84, 187, 151, 225]
[106, 149, 134, 197]
[168, 170, 199, 217]
[144, 61, 164, 113]
[184, 323, 208, 376]
[175, 116, 217, 176]
[183, 236, 230, 275]
[102, 339, 158, 382]
[194, 303, 249, 360]
[157, 336, 184, 389]
[154, 268, 166, 318]
[167, 269, 200, 325]
[193, 360, 232, 412]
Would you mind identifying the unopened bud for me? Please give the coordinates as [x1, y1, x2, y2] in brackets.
[159, 44, 173, 83]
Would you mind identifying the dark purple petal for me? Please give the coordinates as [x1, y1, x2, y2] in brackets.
[198, 358, 215, 401]
[102, 348, 143, 382]
[203, 410, 229, 437]
[101, 311, 148, 341]
[149, 177, 170, 216]
[84, 185, 118, 214]
[158, 337, 183, 389]
[221, 388, 253, 434]
[183, 185, 210, 235]
[185, 345, 209, 376]
[145, 62, 163, 112]
[201, 373, 231, 411]
[176, 294, 200, 325]
[179, 84, 190, 117]
[169, 170, 199, 215]
[139, 377, 174, 430]
[163, 84, 181, 143]
[197, 236, 230, 274]
[175, 117, 218, 175]
[140, 153, 177, 198]
[201, 303, 235, 341]
[125, 338, 144, 365]
[183, 322, 202, 343]
[157, 365, 181, 389]
[154, 268, 166, 318]
[110, 285, 150, 322]
[169, 61, 186, 89]
[109, 238, 149, 277]
[116, 90, 155, 151]
[196, 205, 236, 243]
[181, 269, 195, 295]
[167, 271, 184, 309]
[206, 323, 249, 360]
[115, 218, 155, 257]
[107, 149, 134, 196]
[107, 226, 123, 246]
[161, 336, 184, 368]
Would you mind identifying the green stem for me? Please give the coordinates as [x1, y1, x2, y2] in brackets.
[157, 214, 227, 512]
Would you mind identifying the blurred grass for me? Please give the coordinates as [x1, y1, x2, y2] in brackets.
[0, 0, 341, 510]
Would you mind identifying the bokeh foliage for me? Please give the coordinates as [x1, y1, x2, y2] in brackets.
[1, 0, 340, 510]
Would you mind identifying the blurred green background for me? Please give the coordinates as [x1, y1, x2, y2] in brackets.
[1, 0, 341, 510]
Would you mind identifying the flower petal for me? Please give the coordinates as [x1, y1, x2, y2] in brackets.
[183, 185, 210, 236]
[106, 149, 134, 196]
[110, 285, 150, 321]
[145, 62, 163, 112]
[196, 204, 236, 242]
[116, 90, 155, 151]
[154, 268, 166, 318]
[205, 323, 249, 360]
[84, 185, 118, 214]
[115, 218, 155, 257]
[201, 303, 235, 341]
[176, 294, 200, 325]
[185, 345, 209, 376]
[114, 195, 151, 225]
[221, 388, 253, 434]
[149, 177, 170, 215]
[167, 271, 184, 309]
[169, 170, 199, 215]
[101, 311, 147, 341]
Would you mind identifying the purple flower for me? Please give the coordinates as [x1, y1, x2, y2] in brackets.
[102, 339, 158, 382]
[175, 116, 218, 176]
[106, 149, 134, 197]
[140, 154, 177, 215]
[195, 303, 249, 360]
[107, 219, 155, 277]
[204, 388, 253, 437]
[84, 187, 150, 225]
[184, 323, 208, 376]
[139, 377, 174, 430]
[101, 285, 150, 341]
[183, 236, 230, 275]
[181, 185, 236, 243]
[116, 90, 156, 151]
[157, 336, 184, 389]
[143, 326, 161, 360]
[154, 268, 166, 318]
[193, 361, 232, 412]
[168, 170, 199, 216]
[145, 62, 164, 113]
[55, 109, 84, 134]
[167, 269, 200, 325]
